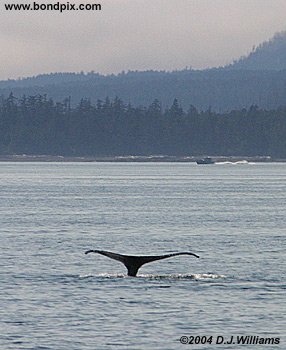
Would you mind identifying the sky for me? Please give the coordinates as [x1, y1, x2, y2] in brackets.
[1, 0, 286, 80]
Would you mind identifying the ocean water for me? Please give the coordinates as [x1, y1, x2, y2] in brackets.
[0, 162, 285, 350]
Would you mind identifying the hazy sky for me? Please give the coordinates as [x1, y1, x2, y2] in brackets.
[1, 0, 286, 79]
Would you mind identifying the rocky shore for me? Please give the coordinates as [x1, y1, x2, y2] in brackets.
[0, 154, 282, 162]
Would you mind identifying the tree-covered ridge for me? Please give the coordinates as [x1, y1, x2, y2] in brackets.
[2, 31, 286, 112]
[1, 68, 286, 112]
[227, 31, 286, 70]
[0, 93, 286, 157]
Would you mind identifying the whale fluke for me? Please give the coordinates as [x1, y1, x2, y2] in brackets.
[85, 249, 199, 276]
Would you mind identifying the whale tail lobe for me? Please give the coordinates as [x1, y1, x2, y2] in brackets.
[85, 249, 199, 276]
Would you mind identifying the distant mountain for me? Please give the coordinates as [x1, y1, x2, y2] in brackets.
[1, 32, 286, 111]
[227, 31, 286, 70]
[0, 71, 102, 89]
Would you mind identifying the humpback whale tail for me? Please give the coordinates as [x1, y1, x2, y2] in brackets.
[85, 249, 199, 276]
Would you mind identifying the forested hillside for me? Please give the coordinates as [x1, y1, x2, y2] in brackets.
[1, 94, 285, 157]
[227, 31, 286, 70]
[1, 32, 286, 112]
[1, 69, 286, 112]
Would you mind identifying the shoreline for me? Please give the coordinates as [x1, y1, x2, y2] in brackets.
[0, 154, 284, 162]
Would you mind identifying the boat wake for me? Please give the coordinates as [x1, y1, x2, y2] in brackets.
[215, 160, 254, 165]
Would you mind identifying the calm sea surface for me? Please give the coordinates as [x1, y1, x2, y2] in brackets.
[0, 162, 285, 350]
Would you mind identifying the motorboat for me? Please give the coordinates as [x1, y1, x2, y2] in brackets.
[196, 157, 215, 165]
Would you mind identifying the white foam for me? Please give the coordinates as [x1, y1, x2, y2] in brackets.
[191, 273, 226, 279]
[79, 273, 226, 280]
[137, 273, 226, 280]
[79, 273, 126, 279]
[215, 160, 254, 165]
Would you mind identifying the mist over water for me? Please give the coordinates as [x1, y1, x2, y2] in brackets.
[0, 162, 285, 349]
